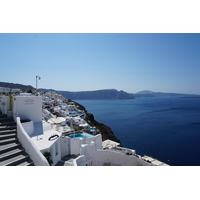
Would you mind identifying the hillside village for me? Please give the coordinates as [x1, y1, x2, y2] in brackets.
[0, 86, 169, 166]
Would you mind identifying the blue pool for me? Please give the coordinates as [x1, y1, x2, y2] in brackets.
[68, 132, 94, 138]
[68, 113, 84, 117]
[68, 114, 77, 117]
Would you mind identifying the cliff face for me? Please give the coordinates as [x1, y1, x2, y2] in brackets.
[86, 113, 121, 144]
[73, 101, 122, 145]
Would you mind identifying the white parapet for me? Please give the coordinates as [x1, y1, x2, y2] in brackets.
[16, 117, 49, 166]
[30, 121, 62, 166]
[74, 142, 154, 166]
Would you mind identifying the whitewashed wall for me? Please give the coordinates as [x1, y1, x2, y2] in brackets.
[61, 137, 70, 157]
[40, 138, 61, 166]
[0, 96, 10, 114]
[75, 143, 154, 166]
[13, 96, 42, 122]
[50, 139, 62, 166]
[16, 117, 49, 166]
[69, 134, 102, 156]
[70, 138, 82, 155]
[22, 121, 34, 136]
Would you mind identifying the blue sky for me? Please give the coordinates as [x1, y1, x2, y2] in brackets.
[1, 33, 200, 94]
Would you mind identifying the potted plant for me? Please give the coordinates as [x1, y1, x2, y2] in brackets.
[43, 151, 53, 166]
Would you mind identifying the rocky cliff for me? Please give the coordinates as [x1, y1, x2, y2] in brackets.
[73, 101, 122, 145]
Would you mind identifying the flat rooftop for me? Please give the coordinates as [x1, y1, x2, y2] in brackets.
[102, 139, 120, 149]
[30, 121, 62, 151]
[142, 155, 170, 166]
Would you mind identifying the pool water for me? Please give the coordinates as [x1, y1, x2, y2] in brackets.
[69, 114, 76, 117]
[68, 113, 84, 117]
[68, 132, 94, 138]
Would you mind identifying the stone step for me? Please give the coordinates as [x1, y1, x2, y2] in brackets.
[0, 129, 17, 135]
[17, 159, 34, 166]
[0, 126, 17, 131]
[0, 121, 16, 127]
[0, 114, 7, 118]
[0, 141, 21, 154]
[0, 117, 14, 122]
[0, 137, 18, 145]
[0, 153, 31, 166]
[0, 132, 17, 140]
[0, 147, 25, 161]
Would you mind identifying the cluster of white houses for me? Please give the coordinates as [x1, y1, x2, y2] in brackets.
[0, 87, 22, 94]
[0, 91, 169, 166]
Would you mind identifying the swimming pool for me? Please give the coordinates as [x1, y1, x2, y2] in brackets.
[68, 114, 77, 117]
[68, 132, 94, 138]
[68, 113, 84, 117]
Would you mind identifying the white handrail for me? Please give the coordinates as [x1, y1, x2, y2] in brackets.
[16, 117, 49, 166]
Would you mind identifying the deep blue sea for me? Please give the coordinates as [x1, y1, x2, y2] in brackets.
[75, 98, 200, 166]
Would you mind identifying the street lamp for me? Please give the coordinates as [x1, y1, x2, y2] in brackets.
[36, 76, 41, 92]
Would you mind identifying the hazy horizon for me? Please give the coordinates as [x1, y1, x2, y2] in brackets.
[37, 87, 199, 95]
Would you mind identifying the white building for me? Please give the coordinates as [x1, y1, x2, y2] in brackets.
[0, 87, 10, 94]
[72, 116, 91, 129]
[0, 92, 167, 166]
[11, 88, 22, 93]
[0, 87, 22, 94]
[74, 142, 153, 166]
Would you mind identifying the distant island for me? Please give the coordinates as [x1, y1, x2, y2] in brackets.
[130, 90, 200, 98]
[40, 89, 200, 99]
[0, 81, 199, 99]
[39, 89, 135, 100]
[0, 81, 34, 91]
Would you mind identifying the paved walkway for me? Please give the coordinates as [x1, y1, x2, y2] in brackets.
[55, 155, 78, 166]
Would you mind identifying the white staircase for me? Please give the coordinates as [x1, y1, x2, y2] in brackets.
[0, 113, 34, 166]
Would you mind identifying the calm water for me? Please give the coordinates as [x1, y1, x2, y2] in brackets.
[75, 98, 200, 166]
